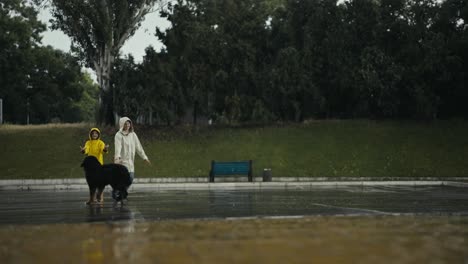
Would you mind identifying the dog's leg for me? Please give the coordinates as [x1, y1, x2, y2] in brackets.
[86, 187, 96, 205]
[96, 187, 105, 204]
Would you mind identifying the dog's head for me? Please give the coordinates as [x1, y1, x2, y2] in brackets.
[81, 156, 102, 170]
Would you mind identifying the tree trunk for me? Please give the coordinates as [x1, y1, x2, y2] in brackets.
[193, 100, 198, 125]
[98, 88, 114, 126]
[149, 106, 153, 126]
[95, 44, 115, 126]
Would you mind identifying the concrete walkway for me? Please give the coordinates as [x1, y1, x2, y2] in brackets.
[2, 179, 467, 263]
[1, 177, 468, 190]
[1, 184, 468, 225]
[2, 187, 468, 264]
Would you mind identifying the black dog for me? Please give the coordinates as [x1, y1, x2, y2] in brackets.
[81, 156, 132, 204]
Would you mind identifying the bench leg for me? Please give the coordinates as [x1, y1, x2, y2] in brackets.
[248, 160, 253, 182]
[209, 171, 214, 182]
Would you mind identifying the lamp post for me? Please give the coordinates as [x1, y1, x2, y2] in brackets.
[0, 98, 3, 125]
[26, 75, 32, 125]
[26, 98, 30, 125]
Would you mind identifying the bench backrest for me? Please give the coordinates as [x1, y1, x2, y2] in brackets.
[209, 160, 253, 182]
[212, 161, 251, 175]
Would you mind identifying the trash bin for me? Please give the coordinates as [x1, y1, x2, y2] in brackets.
[262, 168, 272, 182]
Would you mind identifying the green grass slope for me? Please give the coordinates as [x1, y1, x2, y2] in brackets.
[1, 120, 468, 179]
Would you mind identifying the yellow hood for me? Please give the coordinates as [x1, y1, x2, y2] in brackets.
[88, 127, 101, 140]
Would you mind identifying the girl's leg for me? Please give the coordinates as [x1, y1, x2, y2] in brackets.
[129, 172, 135, 185]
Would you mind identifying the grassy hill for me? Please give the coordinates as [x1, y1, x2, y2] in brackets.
[1, 120, 468, 179]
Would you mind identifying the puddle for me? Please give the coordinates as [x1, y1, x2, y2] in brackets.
[1, 185, 468, 225]
[1, 216, 467, 263]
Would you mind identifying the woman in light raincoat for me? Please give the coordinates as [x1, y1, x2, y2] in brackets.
[114, 117, 151, 184]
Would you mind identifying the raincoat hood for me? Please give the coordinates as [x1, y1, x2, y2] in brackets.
[88, 127, 101, 140]
[118, 117, 134, 134]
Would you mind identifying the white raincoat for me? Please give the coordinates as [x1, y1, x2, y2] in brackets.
[114, 117, 148, 173]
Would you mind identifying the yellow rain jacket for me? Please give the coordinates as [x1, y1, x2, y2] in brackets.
[83, 128, 107, 165]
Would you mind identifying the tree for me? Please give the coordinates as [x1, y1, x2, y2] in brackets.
[75, 73, 100, 122]
[112, 0, 468, 123]
[39, 0, 170, 125]
[112, 55, 141, 121]
[0, 0, 45, 123]
[28, 46, 88, 123]
[140, 47, 179, 126]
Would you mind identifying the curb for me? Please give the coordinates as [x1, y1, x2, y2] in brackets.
[0, 177, 467, 191]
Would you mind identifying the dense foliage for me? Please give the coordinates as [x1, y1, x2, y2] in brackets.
[114, 0, 468, 124]
[0, 0, 98, 124]
[2, 0, 467, 124]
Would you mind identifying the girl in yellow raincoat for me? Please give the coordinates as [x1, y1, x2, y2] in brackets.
[80, 128, 109, 165]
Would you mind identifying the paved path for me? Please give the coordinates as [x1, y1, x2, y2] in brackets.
[1, 184, 468, 225]
[1, 177, 468, 190]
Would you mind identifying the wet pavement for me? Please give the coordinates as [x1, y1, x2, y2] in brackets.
[1, 184, 468, 263]
[1, 184, 468, 225]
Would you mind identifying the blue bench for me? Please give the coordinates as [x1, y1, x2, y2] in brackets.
[209, 160, 253, 182]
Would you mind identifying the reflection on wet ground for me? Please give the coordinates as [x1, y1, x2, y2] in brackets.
[1, 215, 468, 263]
[1, 185, 468, 263]
[1, 185, 468, 225]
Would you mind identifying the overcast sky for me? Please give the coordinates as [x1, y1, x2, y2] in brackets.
[38, 8, 171, 63]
